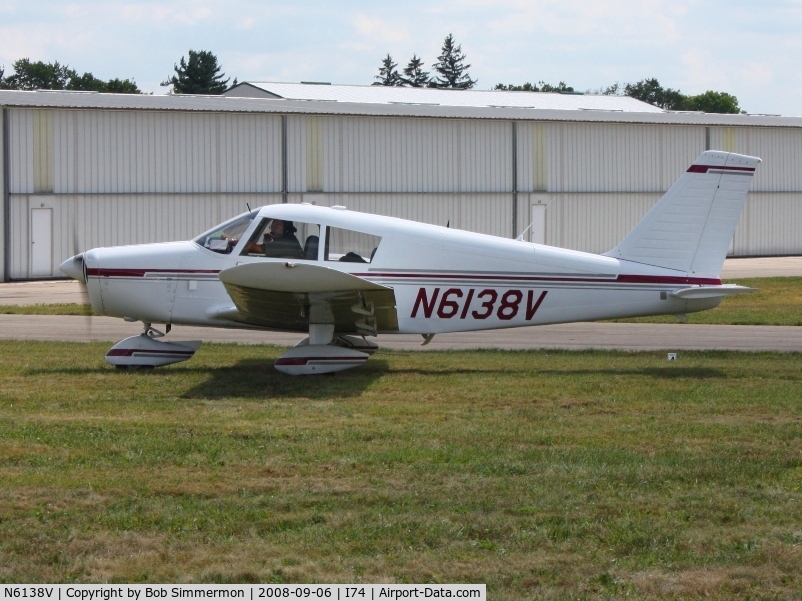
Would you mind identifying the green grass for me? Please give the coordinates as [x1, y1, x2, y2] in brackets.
[0, 303, 95, 315]
[4, 277, 802, 325]
[609, 277, 802, 325]
[1, 341, 801, 599]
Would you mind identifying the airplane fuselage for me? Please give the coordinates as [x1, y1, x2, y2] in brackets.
[79, 203, 721, 335]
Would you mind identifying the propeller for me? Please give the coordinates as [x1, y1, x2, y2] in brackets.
[63, 223, 92, 338]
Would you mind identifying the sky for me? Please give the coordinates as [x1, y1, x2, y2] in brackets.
[1, 0, 801, 116]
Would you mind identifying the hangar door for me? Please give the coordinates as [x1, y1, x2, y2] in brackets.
[30, 207, 53, 277]
[529, 203, 546, 245]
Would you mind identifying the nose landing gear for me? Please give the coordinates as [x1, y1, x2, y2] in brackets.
[106, 322, 201, 370]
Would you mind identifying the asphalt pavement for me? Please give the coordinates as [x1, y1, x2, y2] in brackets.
[2, 315, 801, 352]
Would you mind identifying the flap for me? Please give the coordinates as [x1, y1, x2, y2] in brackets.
[218, 261, 390, 293]
[218, 262, 397, 334]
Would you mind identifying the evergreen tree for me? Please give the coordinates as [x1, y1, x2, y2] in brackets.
[400, 55, 430, 87]
[162, 50, 232, 94]
[431, 34, 476, 89]
[373, 54, 402, 86]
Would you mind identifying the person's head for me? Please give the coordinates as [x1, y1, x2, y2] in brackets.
[269, 220, 297, 238]
[269, 219, 285, 237]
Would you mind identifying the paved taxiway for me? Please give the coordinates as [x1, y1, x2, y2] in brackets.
[1, 256, 800, 352]
[1, 315, 801, 352]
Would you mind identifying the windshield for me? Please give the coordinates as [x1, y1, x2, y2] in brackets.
[193, 210, 259, 254]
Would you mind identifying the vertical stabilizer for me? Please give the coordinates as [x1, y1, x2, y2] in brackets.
[604, 151, 760, 276]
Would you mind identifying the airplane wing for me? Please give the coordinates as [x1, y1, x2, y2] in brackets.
[217, 262, 398, 335]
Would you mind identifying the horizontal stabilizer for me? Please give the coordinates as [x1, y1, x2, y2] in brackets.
[605, 151, 761, 276]
[670, 284, 756, 299]
[218, 262, 390, 293]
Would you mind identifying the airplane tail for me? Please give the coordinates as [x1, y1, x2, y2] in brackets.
[604, 151, 760, 277]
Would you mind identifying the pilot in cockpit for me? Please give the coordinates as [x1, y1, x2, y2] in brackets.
[252, 219, 304, 259]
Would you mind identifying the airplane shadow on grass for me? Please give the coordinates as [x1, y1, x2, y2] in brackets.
[180, 358, 391, 400]
[25, 361, 727, 402]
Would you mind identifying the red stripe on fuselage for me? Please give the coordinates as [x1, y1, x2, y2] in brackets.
[356, 273, 722, 286]
[86, 268, 221, 278]
[106, 348, 195, 357]
[87, 267, 721, 287]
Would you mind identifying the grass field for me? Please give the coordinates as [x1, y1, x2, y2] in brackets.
[2, 277, 801, 325]
[606, 277, 802, 326]
[1, 341, 801, 598]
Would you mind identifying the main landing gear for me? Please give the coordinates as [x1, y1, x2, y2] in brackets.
[274, 324, 378, 375]
[105, 322, 202, 370]
[106, 322, 376, 375]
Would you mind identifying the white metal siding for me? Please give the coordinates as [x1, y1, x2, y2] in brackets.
[733, 192, 802, 256]
[708, 126, 802, 192]
[9, 195, 28, 278]
[522, 122, 705, 193]
[0, 109, 4, 281]
[8, 193, 280, 279]
[290, 116, 511, 193]
[50, 109, 282, 194]
[8, 109, 34, 193]
[286, 116, 307, 193]
[528, 192, 662, 254]
[297, 193, 511, 238]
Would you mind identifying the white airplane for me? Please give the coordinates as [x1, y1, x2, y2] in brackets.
[60, 150, 760, 375]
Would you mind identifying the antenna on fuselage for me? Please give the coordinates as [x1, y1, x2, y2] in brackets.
[246, 202, 252, 212]
[515, 221, 535, 242]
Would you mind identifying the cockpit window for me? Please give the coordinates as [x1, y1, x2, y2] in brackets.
[240, 219, 320, 260]
[325, 227, 382, 263]
[194, 210, 258, 254]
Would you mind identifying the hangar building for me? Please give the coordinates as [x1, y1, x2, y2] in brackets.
[1, 84, 801, 281]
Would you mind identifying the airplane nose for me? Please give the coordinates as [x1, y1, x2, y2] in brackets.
[59, 253, 86, 282]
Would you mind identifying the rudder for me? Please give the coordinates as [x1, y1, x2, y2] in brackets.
[604, 151, 760, 277]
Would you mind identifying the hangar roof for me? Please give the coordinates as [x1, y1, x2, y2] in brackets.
[223, 81, 663, 113]
[0, 89, 799, 129]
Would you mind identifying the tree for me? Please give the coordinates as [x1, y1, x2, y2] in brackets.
[162, 50, 232, 94]
[67, 72, 141, 93]
[0, 58, 140, 93]
[494, 81, 575, 93]
[684, 90, 741, 114]
[104, 78, 141, 94]
[494, 82, 540, 91]
[431, 34, 476, 89]
[623, 78, 685, 110]
[4, 58, 74, 90]
[373, 54, 402, 86]
[400, 55, 430, 87]
[608, 78, 743, 113]
[539, 81, 574, 93]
